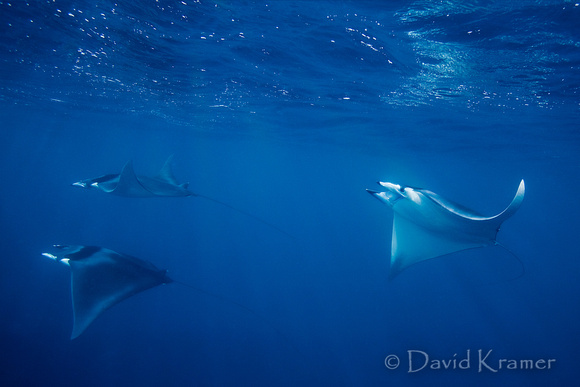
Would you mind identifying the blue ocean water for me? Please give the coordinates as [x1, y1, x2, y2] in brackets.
[1, 0, 579, 386]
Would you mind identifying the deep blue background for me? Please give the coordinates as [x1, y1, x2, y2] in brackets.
[1, 1, 579, 386]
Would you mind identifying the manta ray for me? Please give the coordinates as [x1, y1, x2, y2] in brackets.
[42, 245, 293, 343]
[43, 245, 172, 339]
[72, 155, 193, 197]
[72, 156, 293, 237]
[367, 179, 525, 278]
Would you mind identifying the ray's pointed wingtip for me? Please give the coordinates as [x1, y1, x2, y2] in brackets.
[515, 179, 525, 200]
[162, 270, 174, 284]
[387, 266, 402, 281]
[366, 188, 379, 195]
[70, 324, 85, 340]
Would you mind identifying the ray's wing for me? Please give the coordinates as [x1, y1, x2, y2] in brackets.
[135, 156, 193, 197]
[390, 214, 490, 278]
[113, 161, 154, 197]
[154, 155, 179, 185]
[422, 179, 525, 222]
[66, 248, 171, 339]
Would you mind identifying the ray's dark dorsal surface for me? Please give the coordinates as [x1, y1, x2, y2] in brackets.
[42, 244, 299, 349]
[72, 155, 194, 198]
[367, 180, 525, 278]
[73, 156, 294, 238]
[42, 245, 172, 339]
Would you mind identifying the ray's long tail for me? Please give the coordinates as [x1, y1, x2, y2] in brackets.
[194, 193, 295, 239]
[495, 241, 526, 282]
